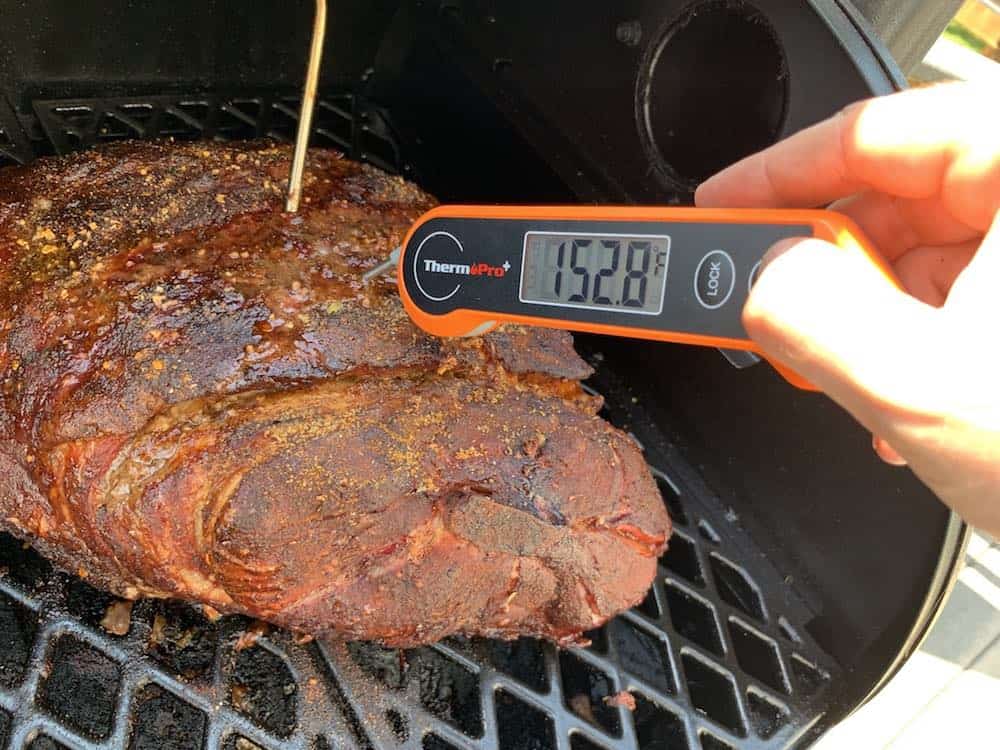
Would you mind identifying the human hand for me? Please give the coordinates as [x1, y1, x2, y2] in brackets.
[695, 82, 1000, 535]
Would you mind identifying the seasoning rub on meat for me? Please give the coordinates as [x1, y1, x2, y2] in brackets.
[0, 142, 670, 646]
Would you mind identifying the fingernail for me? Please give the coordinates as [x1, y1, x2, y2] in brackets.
[872, 435, 908, 467]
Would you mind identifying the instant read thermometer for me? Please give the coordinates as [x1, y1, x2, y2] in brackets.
[283, 3, 891, 391]
[364, 205, 893, 390]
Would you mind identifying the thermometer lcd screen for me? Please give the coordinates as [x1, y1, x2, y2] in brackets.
[519, 232, 670, 315]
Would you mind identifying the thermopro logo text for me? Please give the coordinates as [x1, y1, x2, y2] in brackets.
[422, 258, 510, 278]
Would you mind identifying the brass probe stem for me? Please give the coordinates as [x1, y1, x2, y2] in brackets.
[286, 0, 327, 213]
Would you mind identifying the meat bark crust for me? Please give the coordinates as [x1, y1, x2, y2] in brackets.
[0, 141, 670, 646]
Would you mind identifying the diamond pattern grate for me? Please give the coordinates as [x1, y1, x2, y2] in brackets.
[0, 98, 837, 749]
[0, 91, 408, 178]
[0, 424, 837, 750]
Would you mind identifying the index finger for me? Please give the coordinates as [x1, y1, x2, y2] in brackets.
[695, 81, 1000, 230]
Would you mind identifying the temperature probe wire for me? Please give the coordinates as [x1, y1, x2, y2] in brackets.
[286, 0, 328, 213]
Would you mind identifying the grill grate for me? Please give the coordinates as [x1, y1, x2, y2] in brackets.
[1, 92, 408, 178]
[0, 391, 838, 750]
[0, 94, 838, 750]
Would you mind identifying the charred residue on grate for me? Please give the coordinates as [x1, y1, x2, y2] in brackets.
[36, 634, 121, 740]
[385, 708, 409, 743]
[128, 683, 208, 750]
[0, 590, 37, 688]
[143, 600, 220, 681]
[411, 646, 484, 737]
[227, 644, 298, 738]
[345, 641, 485, 739]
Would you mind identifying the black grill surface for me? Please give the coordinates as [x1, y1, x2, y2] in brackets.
[0, 94, 839, 750]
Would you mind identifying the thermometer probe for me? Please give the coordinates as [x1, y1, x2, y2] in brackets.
[366, 205, 894, 390]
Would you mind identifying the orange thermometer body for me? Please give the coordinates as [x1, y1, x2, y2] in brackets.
[396, 206, 891, 390]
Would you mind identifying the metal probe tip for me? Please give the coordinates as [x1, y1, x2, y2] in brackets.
[362, 247, 402, 284]
[286, 0, 328, 213]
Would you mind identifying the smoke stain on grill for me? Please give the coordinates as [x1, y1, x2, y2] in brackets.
[128, 683, 207, 750]
[0, 590, 37, 687]
[37, 634, 121, 740]
[228, 645, 299, 738]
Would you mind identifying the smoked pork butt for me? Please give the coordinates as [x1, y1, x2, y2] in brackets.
[0, 142, 670, 646]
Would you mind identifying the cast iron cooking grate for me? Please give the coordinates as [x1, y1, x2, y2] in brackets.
[0, 91, 407, 177]
[0, 386, 838, 750]
[0, 94, 839, 750]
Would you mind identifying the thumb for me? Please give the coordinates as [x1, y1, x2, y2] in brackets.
[744, 237, 944, 435]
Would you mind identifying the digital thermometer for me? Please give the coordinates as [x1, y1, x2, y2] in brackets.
[388, 205, 892, 389]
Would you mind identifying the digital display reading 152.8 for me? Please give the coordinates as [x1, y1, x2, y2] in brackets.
[519, 232, 670, 315]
